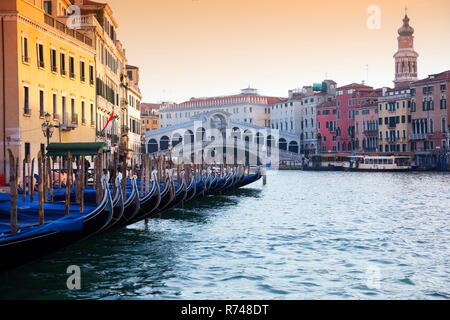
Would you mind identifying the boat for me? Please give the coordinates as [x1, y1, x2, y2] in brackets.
[0, 178, 113, 272]
[184, 176, 197, 202]
[303, 154, 351, 171]
[278, 160, 303, 170]
[344, 154, 414, 172]
[152, 178, 175, 215]
[129, 177, 161, 224]
[113, 177, 140, 228]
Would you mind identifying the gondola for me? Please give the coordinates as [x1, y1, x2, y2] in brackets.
[113, 177, 140, 228]
[152, 178, 175, 215]
[0, 178, 113, 272]
[183, 176, 197, 202]
[128, 177, 161, 224]
[164, 176, 187, 210]
[213, 172, 233, 194]
[100, 178, 124, 232]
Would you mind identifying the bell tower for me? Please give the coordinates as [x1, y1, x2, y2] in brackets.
[394, 11, 419, 88]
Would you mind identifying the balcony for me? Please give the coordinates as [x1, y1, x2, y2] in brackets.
[409, 133, 429, 141]
[121, 125, 129, 134]
[60, 112, 77, 131]
[71, 113, 79, 125]
[80, 75, 86, 82]
[43, 13, 94, 48]
[23, 107, 31, 116]
[363, 129, 378, 136]
[120, 98, 128, 107]
[388, 122, 397, 129]
[70, 72, 75, 79]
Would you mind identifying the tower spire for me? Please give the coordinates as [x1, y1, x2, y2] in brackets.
[394, 12, 418, 87]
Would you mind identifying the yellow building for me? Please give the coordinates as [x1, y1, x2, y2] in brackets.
[378, 86, 412, 153]
[0, 0, 96, 180]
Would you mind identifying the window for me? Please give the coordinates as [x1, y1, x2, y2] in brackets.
[50, 49, 57, 72]
[43, 1, 52, 14]
[22, 36, 29, 63]
[89, 65, 94, 85]
[39, 90, 44, 117]
[20, 143, 33, 167]
[52, 93, 57, 119]
[442, 118, 446, 133]
[441, 98, 447, 109]
[90, 103, 94, 125]
[60, 53, 66, 75]
[81, 101, 85, 124]
[37, 43, 44, 68]
[440, 84, 447, 91]
[24, 86, 30, 115]
[69, 56, 75, 78]
[80, 60, 85, 82]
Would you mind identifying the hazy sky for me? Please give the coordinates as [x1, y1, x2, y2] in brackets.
[106, 0, 450, 103]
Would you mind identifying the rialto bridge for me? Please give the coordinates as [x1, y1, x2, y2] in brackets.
[143, 110, 302, 166]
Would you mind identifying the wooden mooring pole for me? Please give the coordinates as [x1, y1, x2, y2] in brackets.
[38, 151, 44, 225]
[65, 152, 72, 216]
[8, 150, 18, 233]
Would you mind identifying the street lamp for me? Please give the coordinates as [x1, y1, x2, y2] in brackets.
[41, 112, 55, 146]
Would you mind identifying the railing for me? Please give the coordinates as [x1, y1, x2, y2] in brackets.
[388, 123, 396, 129]
[62, 112, 69, 125]
[61, 69, 66, 76]
[363, 129, 378, 136]
[38, 60, 45, 68]
[51, 65, 57, 73]
[121, 125, 129, 134]
[80, 75, 86, 82]
[120, 98, 128, 107]
[53, 113, 60, 121]
[70, 72, 75, 79]
[71, 113, 78, 125]
[22, 55, 30, 64]
[409, 133, 429, 140]
[43, 13, 94, 48]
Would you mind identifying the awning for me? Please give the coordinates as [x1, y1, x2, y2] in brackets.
[46, 142, 108, 157]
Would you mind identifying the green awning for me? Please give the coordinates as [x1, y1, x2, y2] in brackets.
[46, 142, 108, 157]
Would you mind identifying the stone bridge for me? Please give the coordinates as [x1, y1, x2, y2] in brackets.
[143, 110, 301, 166]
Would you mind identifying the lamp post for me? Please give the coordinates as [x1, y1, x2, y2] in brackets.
[41, 113, 55, 147]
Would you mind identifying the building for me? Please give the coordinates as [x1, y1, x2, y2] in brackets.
[123, 64, 142, 164]
[354, 100, 379, 152]
[75, 0, 128, 156]
[335, 83, 375, 153]
[378, 86, 412, 153]
[159, 88, 285, 129]
[288, 80, 336, 155]
[410, 70, 449, 152]
[141, 103, 161, 132]
[316, 100, 337, 153]
[393, 13, 418, 89]
[0, 0, 96, 178]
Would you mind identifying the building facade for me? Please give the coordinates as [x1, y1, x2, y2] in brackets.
[159, 88, 285, 129]
[141, 103, 161, 132]
[410, 71, 449, 152]
[316, 100, 337, 153]
[378, 87, 412, 153]
[0, 0, 96, 179]
[123, 64, 142, 164]
[354, 101, 379, 153]
[75, 0, 127, 155]
[335, 83, 375, 153]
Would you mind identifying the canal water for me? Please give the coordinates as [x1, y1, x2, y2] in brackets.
[0, 171, 449, 299]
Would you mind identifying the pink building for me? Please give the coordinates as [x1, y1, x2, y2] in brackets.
[354, 100, 379, 152]
[316, 100, 337, 152]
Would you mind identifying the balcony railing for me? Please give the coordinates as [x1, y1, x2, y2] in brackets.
[22, 55, 30, 64]
[409, 133, 429, 141]
[80, 75, 86, 82]
[43, 13, 94, 48]
[61, 69, 67, 76]
[71, 113, 78, 125]
[70, 72, 75, 79]
[388, 122, 397, 129]
[363, 129, 378, 136]
[51, 65, 57, 73]
[38, 60, 45, 68]
[53, 113, 60, 121]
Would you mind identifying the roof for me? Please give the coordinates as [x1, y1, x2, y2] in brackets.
[46, 142, 108, 157]
[126, 65, 139, 70]
[337, 83, 374, 91]
[412, 70, 450, 86]
[317, 100, 336, 108]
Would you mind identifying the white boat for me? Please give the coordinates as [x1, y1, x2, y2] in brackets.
[345, 154, 413, 172]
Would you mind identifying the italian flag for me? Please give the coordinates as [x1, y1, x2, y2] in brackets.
[102, 111, 115, 132]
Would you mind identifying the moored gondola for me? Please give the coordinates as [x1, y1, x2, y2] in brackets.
[129, 177, 161, 224]
[113, 177, 140, 228]
[0, 178, 113, 272]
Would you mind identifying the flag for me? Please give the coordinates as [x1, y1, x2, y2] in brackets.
[102, 111, 115, 132]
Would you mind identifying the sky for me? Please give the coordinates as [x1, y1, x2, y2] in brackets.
[106, 0, 450, 103]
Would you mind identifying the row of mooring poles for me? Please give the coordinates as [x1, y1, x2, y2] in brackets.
[7, 148, 103, 234]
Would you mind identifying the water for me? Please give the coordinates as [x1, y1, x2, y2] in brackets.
[1, 171, 449, 299]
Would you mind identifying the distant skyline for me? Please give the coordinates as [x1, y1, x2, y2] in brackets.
[107, 0, 450, 102]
